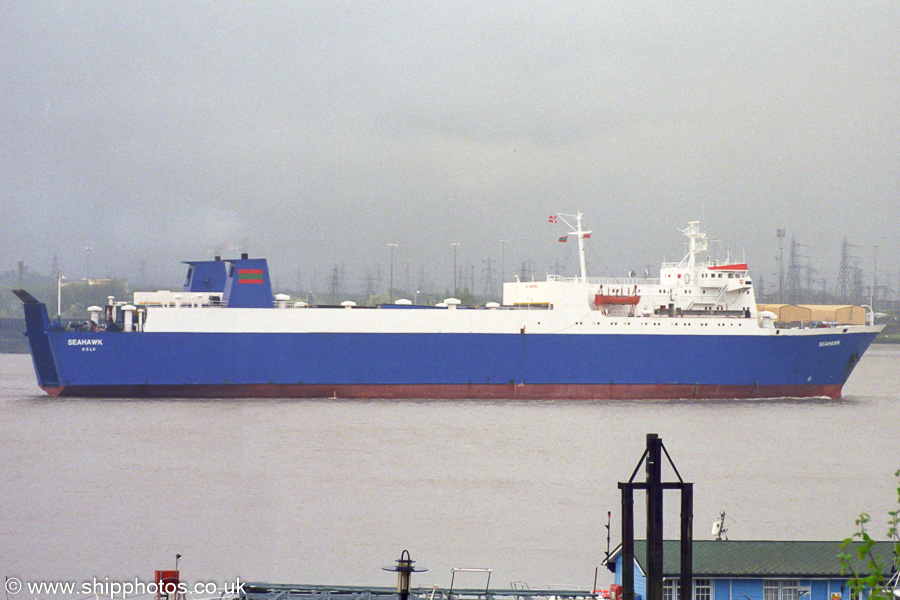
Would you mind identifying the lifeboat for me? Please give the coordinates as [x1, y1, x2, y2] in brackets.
[594, 294, 641, 306]
[595, 284, 641, 307]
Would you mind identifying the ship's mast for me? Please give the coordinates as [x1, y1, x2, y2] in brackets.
[680, 221, 707, 269]
[555, 212, 592, 282]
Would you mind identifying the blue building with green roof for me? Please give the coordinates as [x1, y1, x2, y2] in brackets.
[607, 540, 897, 600]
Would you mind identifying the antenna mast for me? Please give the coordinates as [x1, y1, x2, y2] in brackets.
[554, 211, 591, 282]
[679, 222, 708, 269]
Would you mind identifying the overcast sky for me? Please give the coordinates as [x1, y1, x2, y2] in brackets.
[2, 1, 898, 296]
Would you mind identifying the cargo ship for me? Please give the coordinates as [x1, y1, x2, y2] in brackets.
[14, 216, 882, 399]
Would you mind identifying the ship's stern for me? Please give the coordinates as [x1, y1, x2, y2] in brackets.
[13, 290, 62, 394]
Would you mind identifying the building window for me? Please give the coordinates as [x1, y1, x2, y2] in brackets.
[663, 580, 678, 600]
[781, 581, 798, 600]
[764, 580, 799, 600]
[659, 579, 714, 600]
[694, 579, 711, 600]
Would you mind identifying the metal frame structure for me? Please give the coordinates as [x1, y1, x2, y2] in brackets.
[618, 434, 693, 600]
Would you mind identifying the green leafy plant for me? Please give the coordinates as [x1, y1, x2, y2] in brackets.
[839, 469, 900, 600]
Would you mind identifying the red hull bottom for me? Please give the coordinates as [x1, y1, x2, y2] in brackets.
[42, 383, 845, 400]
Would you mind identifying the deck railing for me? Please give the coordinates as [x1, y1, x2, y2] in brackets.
[239, 583, 598, 600]
[545, 275, 660, 286]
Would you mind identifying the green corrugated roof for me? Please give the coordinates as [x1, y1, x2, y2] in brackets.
[618, 541, 898, 577]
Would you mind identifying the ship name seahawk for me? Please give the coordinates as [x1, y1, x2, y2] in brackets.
[68, 339, 103, 346]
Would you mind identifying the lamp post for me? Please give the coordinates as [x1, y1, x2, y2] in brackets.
[388, 243, 398, 303]
[85, 246, 93, 282]
[776, 228, 785, 303]
[451, 242, 459, 296]
[383, 550, 427, 600]
[500, 239, 508, 290]
[872, 244, 878, 311]
[57, 271, 64, 318]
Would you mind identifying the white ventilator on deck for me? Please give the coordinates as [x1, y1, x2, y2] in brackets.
[275, 294, 290, 309]
[88, 306, 102, 325]
[122, 305, 135, 332]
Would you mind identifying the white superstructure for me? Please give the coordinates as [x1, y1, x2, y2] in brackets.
[503, 220, 756, 319]
[127, 220, 872, 340]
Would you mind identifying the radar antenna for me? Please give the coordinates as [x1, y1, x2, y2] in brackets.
[711, 511, 729, 541]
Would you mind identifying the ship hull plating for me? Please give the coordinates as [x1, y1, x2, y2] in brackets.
[26, 321, 877, 400]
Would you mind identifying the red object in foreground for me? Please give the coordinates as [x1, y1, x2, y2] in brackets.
[155, 570, 179, 600]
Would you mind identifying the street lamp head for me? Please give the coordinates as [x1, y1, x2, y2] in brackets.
[383, 550, 427, 600]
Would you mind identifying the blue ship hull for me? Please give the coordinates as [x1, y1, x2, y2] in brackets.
[21, 302, 877, 400]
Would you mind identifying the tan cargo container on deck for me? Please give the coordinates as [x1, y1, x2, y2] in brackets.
[756, 304, 866, 325]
